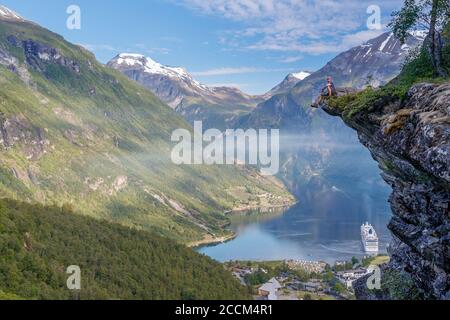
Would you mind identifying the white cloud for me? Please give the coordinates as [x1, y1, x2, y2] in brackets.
[248, 29, 385, 54]
[176, 0, 403, 54]
[192, 66, 290, 76]
[80, 43, 171, 55]
[209, 82, 249, 89]
[134, 44, 171, 55]
[80, 44, 116, 51]
[160, 36, 184, 43]
[279, 56, 303, 63]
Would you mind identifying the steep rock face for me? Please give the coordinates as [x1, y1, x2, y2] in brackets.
[22, 39, 81, 74]
[6, 36, 81, 75]
[0, 114, 50, 160]
[323, 83, 449, 299]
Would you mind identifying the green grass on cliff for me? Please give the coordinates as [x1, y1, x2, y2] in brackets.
[0, 198, 250, 300]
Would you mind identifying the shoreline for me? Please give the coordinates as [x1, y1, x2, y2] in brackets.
[187, 233, 237, 248]
[224, 203, 296, 215]
[188, 203, 296, 248]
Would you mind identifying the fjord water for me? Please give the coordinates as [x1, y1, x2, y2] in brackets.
[199, 117, 393, 264]
[199, 200, 391, 264]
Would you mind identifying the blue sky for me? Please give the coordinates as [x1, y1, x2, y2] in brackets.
[2, 0, 404, 94]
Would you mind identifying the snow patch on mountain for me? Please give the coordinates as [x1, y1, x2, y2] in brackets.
[291, 71, 311, 81]
[109, 53, 262, 115]
[116, 53, 210, 92]
[379, 33, 394, 52]
[409, 30, 428, 41]
[0, 5, 23, 20]
[354, 31, 425, 60]
[263, 70, 312, 98]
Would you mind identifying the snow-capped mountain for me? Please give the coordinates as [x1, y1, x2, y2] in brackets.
[265, 71, 312, 97]
[108, 53, 260, 109]
[108, 53, 263, 129]
[238, 31, 425, 130]
[0, 5, 24, 21]
[108, 53, 212, 108]
[114, 53, 195, 81]
[291, 71, 311, 81]
[304, 31, 424, 89]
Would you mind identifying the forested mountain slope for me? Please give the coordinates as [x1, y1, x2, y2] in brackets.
[0, 199, 250, 300]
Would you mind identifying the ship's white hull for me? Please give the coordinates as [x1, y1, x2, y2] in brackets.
[361, 222, 379, 253]
[362, 242, 379, 253]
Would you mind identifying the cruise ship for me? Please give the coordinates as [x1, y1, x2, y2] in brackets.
[361, 222, 379, 253]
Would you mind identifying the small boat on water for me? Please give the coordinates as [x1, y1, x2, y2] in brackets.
[361, 222, 379, 253]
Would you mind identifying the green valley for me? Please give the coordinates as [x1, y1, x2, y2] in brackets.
[0, 17, 294, 244]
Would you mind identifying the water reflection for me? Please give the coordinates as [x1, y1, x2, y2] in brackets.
[199, 195, 391, 264]
[199, 115, 393, 264]
[199, 160, 392, 264]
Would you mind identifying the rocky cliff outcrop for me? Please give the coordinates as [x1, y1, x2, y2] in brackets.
[0, 114, 50, 160]
[323, 83, 449, 299]
[6, 35, 80, 75]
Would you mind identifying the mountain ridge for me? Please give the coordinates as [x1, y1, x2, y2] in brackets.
[109, 53, 315, 130]
[0, 5, 24, 21]
[263, 71, 312, 98]
[108, 53, 266, 129]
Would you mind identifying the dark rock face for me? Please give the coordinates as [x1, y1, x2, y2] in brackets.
[119, 69, 187, 108]
[0, 115, 49, 160]
[0, 39, 32, 84]
[1, 36, 80, 84]
[6, 34, 19, 46]
[21, 39, 80, 74]
[6, 36, 80, 75]
[0, 44, 19, 72]
[325, 83, 449, 299]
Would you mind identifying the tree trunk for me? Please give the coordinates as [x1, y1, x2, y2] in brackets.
[428, 0, 448, 77]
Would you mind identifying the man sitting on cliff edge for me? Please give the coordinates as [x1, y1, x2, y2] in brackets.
[311, 76, 337, 108]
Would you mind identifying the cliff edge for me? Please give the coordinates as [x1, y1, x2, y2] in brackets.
[322, 82, 449, 299]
